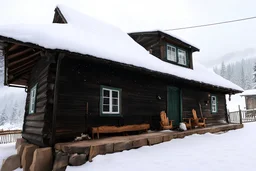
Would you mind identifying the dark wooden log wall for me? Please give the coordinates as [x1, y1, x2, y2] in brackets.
[55, 55, 228, 142]
[22, 56, 56, 147]
[182, 89, 227, 126]
[55, 56, 167, 142]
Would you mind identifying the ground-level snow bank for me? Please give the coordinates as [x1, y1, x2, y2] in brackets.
[67, 123, 255, 171]
[0, 143, 16, 167]
[0, 143, 22, 171]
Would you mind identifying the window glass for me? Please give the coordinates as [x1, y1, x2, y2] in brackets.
[103, 90, 110, 97]
[101, 87, 121, 115]
[211, 96, 217, 113]
[167, 45, 177, 62]
[29, 85, 37, 114]
[112, 91, 118, 98]
[178, 49, 187, 65]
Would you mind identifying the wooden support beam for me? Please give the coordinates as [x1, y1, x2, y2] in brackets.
[9, 60, 36, 74]
[51, 53, 65, 146]
[8, 51, 40, 67]
[8, 44, 20, 52]
[7, 48, 33, 60]
[9, 78, 28, 86]
[8, 66, 33, 83]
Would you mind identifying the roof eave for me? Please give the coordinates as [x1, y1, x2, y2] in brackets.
[0, 36, 239, 93]
[129, 31, 200, 52]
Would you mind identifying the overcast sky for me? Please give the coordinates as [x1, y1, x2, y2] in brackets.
[1, 0, 256, 67]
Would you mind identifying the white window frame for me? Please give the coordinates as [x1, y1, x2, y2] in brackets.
[167, 45, 177, 62]
[177, 49, 187, 66]
[102, 87, 120, 115]
[29, 84, 37, 114]
[211, 95, 217, 113]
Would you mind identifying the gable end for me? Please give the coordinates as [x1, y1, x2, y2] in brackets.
[52, 7, 67, 24]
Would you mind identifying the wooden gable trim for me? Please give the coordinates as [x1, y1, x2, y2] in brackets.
[53, 7, 68, 24]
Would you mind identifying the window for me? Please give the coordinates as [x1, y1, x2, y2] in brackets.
[29, 84, 37, 114]
[178, 49, 187, 66]
[100, 86, 121, 115]
[166, 44, 188, 66]
[211, 95, 218, 113]
[167, 45, 177, 62]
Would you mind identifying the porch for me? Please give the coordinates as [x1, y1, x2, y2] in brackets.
[54, 123, 243, 168]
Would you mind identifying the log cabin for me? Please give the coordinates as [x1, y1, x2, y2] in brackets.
[240, 89, 256, 110]
[0, 5, 243, 147]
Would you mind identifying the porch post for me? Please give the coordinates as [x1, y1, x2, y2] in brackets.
[51, 52, 64, 146]
[238, 105, 242, 124]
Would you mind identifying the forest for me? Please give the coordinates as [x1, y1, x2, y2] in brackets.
[213, 58, 256, 90]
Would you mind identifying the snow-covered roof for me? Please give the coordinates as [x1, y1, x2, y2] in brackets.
[128, 29, 199, 51]
[240, 89, 256, 96]
[0, 5, 243, 92]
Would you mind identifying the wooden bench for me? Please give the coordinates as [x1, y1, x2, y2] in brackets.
[91, 124, 150, 139]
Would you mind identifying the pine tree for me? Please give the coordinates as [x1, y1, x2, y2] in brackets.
[10, 101, 18, 125]
[253, 62, 256, 88]
[0, 105, 7, 126]
[241, 65, 246, 89]
[220, 61, 226, 78]
[226, 64, 232, 80]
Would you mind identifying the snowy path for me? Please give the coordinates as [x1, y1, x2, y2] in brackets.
[0, 143, 16, 167]
[0, 123, 255, 171]
[67, 123, 256, 171]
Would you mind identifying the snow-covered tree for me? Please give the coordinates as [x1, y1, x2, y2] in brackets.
[241, 65, 246, 89]
[214, 58, 256, 90]
[220, 61, 226, 78]
[226, 64, 232, 80]
[0, 105, 8, 126]
[253, 62, 256, 88]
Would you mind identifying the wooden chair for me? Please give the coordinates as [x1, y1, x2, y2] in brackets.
[191, 109, 206, 128]
[160, 111, 173, 130]
[182, 118, 192, 129]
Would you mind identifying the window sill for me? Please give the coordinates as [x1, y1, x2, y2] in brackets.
[100, 113, 122, 117]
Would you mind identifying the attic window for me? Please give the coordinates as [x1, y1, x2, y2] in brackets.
[167, 45, 176, 62]
[178, 49, 187, 66]
[166, 44, 188, 67]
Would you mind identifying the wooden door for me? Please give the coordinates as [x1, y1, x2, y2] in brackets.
[167, 86, 181, 126]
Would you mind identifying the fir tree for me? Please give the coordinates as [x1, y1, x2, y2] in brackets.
[220, 61, 226, 78]
[226, 64, 232, 80]
[241, 65, 246, 89]
[253, 62, 256, 88]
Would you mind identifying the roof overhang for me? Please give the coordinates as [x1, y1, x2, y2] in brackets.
[0, 35, 242, 94]
[129, 30, 200, 52]
[0, 36, 43, 87]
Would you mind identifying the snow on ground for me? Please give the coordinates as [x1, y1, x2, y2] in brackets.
[1, 123, 255, 171]
[0, 143, 16, 167]
[67, 123, 256, 171]
[226, 94, 245, 112]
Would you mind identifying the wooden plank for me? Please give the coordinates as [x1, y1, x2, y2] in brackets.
[8, 44, 20, 52]
[8, 51, 40, 67]
[7, 48, 33, 60]
[9, 60, 36, 74]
